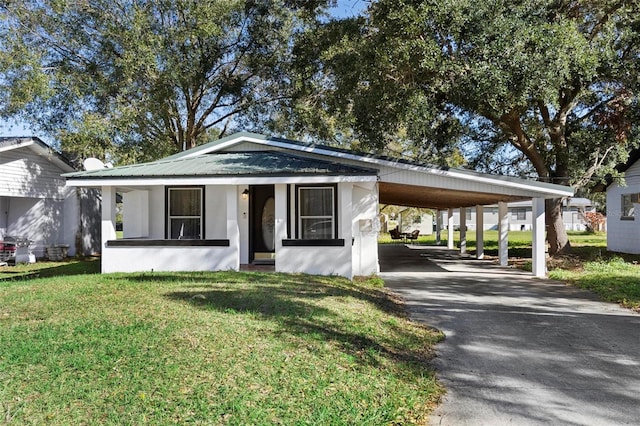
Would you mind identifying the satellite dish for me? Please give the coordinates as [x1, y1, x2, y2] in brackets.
[83, 157, 106, 171]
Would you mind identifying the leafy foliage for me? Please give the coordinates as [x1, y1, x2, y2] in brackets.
[0, 0, 331, 164]
[289, 0, 640, 254]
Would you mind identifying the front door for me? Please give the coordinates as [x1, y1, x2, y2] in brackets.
[249, 185, 275, 264]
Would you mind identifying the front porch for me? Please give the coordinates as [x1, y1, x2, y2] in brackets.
[98, 180, 379, 278]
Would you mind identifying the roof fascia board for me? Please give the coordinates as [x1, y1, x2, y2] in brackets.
[28, 141, 76, 172]
[0, 137, 75, 172]
[65, 175, 377, 188]
[0, 139, 34, 153]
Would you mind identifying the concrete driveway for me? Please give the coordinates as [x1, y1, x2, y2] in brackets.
[379, 244, 640, 426]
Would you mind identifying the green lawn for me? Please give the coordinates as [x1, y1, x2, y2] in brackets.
[0, 264, 443, 425]
[549, 257, 640, 311]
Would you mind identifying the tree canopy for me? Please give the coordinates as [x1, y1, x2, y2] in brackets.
[289, 0, 640, 254]
[0, 0, 332, 163]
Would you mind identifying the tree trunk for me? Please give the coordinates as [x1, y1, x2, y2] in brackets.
[545, 198, 571, 256]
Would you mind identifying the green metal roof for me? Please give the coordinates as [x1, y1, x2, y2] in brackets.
[63, 151, 378, 179]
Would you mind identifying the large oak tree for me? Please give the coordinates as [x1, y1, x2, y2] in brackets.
[291, 0, 640, 255]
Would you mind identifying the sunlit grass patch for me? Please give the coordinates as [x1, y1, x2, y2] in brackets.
[550, 257, 640, 312]
[0, 268, 443, 424]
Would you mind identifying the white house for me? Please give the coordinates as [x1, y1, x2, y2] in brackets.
[64, 132, 574, 278]
[439, 198, 597, 232]
[0, 137, 101, 258]
[603, 149, 640, 254]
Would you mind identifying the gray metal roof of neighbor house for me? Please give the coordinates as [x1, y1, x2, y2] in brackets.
[63, 151, 378, 179]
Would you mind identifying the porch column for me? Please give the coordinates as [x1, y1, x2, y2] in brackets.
[476, 205, 484, 259]
[459, 207, 467, 254]
[447, 208, 454, 249]
[226, 186, 240, 271]
[498, 202, 509, 266]
[340, 183, 353, 278]
[532, 197, 546, 277]
[274, 184, 287, 254]
[436, 210, 442, 245]
[101, 186, 117, 273]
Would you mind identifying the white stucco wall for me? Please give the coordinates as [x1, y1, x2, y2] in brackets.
[204, 186, 230, 239]
[277, 245, 353, 277]
[237, 185, 250, 264]
[275, 181, 377, 279]
[103, 181, 379, 278]
[351, 182, 379, 276]
[607, 160, 640, 254]
[102, 246, 239, 273]
[123, 190, 149, 238]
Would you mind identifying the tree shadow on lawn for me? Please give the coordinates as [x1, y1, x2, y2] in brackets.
[133, 271, 403, 315]
[0, 257, 101, 281]
[162, 275, 440, 374]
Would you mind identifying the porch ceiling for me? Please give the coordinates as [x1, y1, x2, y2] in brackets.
[379, 182, 528, 209]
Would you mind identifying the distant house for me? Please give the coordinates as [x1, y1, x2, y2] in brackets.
[0, 137, 100, 258]
[439, 198, 596, 232]
[601, 149, 640, 254]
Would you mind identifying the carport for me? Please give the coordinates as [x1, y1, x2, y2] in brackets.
[329, 149, 575, 277]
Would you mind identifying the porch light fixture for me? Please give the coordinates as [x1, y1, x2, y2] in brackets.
[241, 189, 249, 200]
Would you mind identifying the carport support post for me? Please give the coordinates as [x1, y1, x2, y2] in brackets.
[436, 210, 442, 245]
[447, 208, 454, 249]
[532, 197, 546, 277]
[498, 202, 509, 266]
[475, 205, 484, 259]
[459, 207, 467, 254]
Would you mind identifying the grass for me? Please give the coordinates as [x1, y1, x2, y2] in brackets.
[549, 257, 640, 311]
[0, 264, 443, 425]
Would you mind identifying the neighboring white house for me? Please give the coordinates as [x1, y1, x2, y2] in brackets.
[64, 132, 574, 278]
[439, 198, 597, 232]
[603, 150, 640, 254]
[0, 137, 101, 258]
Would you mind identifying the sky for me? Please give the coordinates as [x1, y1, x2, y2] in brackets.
[329, 0, 367, 18]
[0, 0, 369, 140]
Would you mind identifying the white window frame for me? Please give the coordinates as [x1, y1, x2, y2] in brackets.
[167, 187, 204, 239]
[297, 186, 336, 239]
[621, 193, 638, 220]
